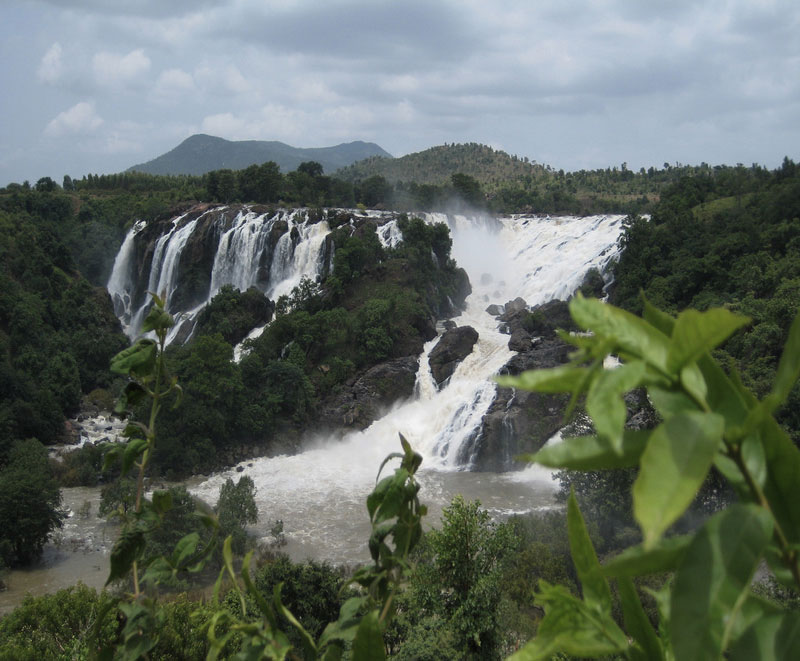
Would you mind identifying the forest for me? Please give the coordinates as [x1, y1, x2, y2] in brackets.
[0, 155, 799, 658]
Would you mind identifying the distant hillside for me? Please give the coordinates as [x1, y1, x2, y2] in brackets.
[128, 134, 393, 176]
[335, 143, 548, 189]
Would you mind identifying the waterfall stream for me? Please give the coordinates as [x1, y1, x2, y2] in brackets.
[0, 210, 626, 610]
[188, 211, 625, 563]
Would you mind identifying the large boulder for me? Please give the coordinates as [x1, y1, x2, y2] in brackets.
[469, 335, 573, 471]
[316, 357, 420, 433]
[428, 326, 479, 386]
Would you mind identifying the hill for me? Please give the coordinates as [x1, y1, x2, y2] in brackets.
[335, 142, 548, 188]
[127, 134, 393, 176]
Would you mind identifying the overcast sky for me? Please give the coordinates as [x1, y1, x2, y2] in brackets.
[1, 0, 798, 185]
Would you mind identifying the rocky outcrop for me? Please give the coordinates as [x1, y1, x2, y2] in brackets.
[470, 294, 657, 471]
[316, 357, 420, 433]
[469, 334, 572, 471]
[428, 326, 479, 386]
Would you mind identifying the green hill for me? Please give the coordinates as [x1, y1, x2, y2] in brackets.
[335, 142, 548, 189]
[128, 134, 393, 176]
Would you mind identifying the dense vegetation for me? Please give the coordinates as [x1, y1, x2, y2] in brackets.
[611, 157, 800, 438]
[2, 153, 799, 658]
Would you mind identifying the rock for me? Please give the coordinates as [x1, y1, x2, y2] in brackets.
[316, 357, 420, 433]
[485, 304, 504, 316]
[60, 420, 81, 445]
[442, 320, 457, 331]
[469, 334, 572, 471]
[500, 297, 527, 319]
[480, 273, 493, 285]
[428, 326, 479, 386]
[523, 300, 575, 336]
[508, 328, 532, 352]
[578, 267, 605, 298]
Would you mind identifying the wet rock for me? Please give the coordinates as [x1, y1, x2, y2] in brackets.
[428, 326, 479, 386]
[508, 328, 532, 352]
[60, 419, 82, 445]
[470, 334, 572, 471]
[316, 357, 420, 433]
[578, 267, 605, 298]
[499, 297, 527, 320]
[485, 304, 504, 316]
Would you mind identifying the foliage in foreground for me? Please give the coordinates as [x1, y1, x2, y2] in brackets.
[498, 293, 800, 659]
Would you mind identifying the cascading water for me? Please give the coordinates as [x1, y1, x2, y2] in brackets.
[107, 207, 331, 344]
[189, 212, 626, 563]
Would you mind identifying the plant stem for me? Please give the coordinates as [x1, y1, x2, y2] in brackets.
[729, 445, 800, 590]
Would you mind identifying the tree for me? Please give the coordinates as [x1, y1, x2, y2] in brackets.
[297, 161, 323, 177]
[409, 495, 517, 657]
[216, 475, 258, 556]
[0, 438, 64, 566]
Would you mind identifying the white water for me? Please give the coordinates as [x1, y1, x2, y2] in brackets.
[107, 208, 332, 343]
[190, 212, 625, 563]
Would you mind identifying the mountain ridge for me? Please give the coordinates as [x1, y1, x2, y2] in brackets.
[127, 134, 393, 176]
[334, 142, 549, 189]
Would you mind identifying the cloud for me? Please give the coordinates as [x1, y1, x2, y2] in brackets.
[153, 68, 197, 102]
[92, 49, 151, 88]
[44, 101, 104, 137]
[195, 64, 251, 95]
[37, 43, 63, 83]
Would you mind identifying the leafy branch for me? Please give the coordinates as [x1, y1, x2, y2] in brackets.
[499, 294, 800, 660]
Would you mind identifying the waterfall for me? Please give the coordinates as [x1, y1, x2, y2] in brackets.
[107, 207, 332, 343]
[186, 211, 626, 563]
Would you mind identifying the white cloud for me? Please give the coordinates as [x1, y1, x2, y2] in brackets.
[92, 49, 151, 87]
[195, 64, 251, 95]
[44, 102, 104, 137]
[153, 68, 197, 102]
[37, 43, 63, 84]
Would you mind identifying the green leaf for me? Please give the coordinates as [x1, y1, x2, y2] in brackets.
[670, 504, 773, 661]
[495, 364, 591, 393]
[730, 611, 800, 661]
[528, 430, 649, 470]
[150, 489, 173, 515]
[509, 582, 629, 660]
[110, 338, 157, 377]
[767, 308, 800, 411]
[567, 491, 612, 611]
[121, 437, 148, 477]
[273, 583, 318, 659]
[618, 576, 664, 661]
[107, 527, 146, 585]
[586, 360, 646, 453]
[142, 303, 174, 333]
[170, 532, 200, 567]
[319, 597, 367, 647]
[633, 412, 724, 548]
[101, 444, 123, 472]
[641, 295, 675, 335]
[759, 416, 800, 544]
[680, 362, 708, 406]
[351, 610, 386, 661]
[568, 294, 671, 372]
[602, 535, 692, 578]
[648, 386, 699, 421]
[117, 381, 148, 413]
[667, 308, 749, 372]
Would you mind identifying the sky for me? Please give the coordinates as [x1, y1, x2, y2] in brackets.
[1, 0, 798, 186]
